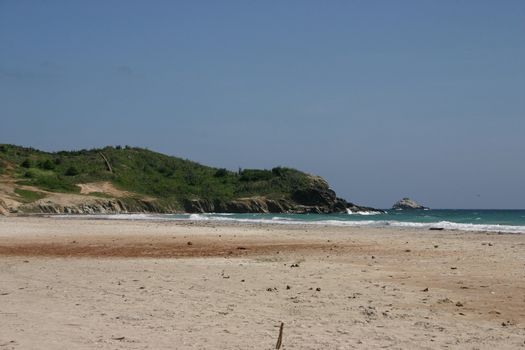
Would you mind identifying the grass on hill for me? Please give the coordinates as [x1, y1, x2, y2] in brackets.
[14, 188, 46, 203]
[0, 144, 317, 206]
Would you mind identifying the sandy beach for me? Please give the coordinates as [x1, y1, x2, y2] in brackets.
[0, 216, 524, 349]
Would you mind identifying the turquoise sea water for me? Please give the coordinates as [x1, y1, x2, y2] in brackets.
[84, 209, 525, 234]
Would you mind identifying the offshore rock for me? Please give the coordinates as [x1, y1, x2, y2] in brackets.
[392, 198, 428, 210]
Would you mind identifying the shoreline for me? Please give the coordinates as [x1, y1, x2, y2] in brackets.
[5, 212, 525, 235]
[0, 216, 524, 349]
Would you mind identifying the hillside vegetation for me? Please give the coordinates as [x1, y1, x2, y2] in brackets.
[0, 144, 364, 214]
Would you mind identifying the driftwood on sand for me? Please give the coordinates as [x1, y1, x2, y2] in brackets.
[275, 322, 284, 349]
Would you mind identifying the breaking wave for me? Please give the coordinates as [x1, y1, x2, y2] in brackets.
[58, 213, 525, 234]
[346, 209, 383, 215]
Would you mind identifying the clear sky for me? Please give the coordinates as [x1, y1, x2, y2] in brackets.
[1, 1, 524, 209]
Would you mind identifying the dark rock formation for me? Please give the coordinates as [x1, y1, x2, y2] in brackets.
[392, 198, 428, 210]
[8, 192, 382, 216]
[183, 186, 383, 215]
[7, 183, 383, 216]
[19, 198, 178, 215]
[0, 199, 7, 215]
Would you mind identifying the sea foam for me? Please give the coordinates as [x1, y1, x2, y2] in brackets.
[54, 213, 525, 234]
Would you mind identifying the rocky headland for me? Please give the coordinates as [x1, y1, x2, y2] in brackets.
[184, 182, 382, 214]
[0, 144, 381, 215]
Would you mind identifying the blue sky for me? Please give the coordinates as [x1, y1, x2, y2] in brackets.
[1, 1, 524, 208]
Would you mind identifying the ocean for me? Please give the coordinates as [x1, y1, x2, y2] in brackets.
[78, 209, 525, 234]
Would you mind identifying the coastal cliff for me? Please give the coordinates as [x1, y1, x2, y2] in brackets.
[184, 185, 380, 214]
[0, 144, 381, 215]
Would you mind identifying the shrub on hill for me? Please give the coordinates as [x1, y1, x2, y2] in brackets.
[39, 159, 55, 170]
[65, 166, 80, 176]
[239, 169, 273, 182]
[214, 168, 228, 177]
[21, 159, 32, 168]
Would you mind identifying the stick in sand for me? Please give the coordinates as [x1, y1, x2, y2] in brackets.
[275, 322, 284, 349]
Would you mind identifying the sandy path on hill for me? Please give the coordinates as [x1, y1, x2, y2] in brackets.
[77, 182, 130, 197]
[0, 217, 524, 349]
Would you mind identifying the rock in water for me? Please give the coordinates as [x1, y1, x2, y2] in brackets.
[392, 198, 428, 210]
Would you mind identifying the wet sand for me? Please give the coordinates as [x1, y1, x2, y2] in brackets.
[0, 216, 524, 349]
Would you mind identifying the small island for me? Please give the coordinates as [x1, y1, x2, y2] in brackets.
[392, 197, 429, 210]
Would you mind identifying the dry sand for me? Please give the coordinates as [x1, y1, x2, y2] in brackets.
[0, 216, 524, 349]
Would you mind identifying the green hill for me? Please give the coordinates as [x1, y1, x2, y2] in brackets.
[0, 144, 376, 215]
